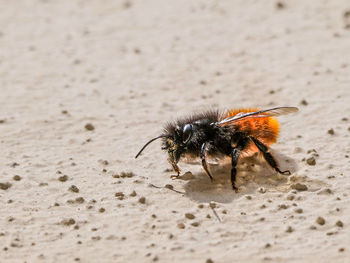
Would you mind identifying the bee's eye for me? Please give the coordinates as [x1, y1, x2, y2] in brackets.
[182, 124, 193, 143]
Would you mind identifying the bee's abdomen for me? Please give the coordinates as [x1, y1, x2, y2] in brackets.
[224, 109, 280, 154]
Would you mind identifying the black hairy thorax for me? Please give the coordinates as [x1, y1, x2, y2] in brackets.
[162, 110, 234, 160]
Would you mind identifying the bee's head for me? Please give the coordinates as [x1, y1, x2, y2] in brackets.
[135, 123, 194, 173]
[162, 123, 193, 164]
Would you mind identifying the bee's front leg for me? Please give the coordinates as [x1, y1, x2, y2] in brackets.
[168, 158, 181, 179]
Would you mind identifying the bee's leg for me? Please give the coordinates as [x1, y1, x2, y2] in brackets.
[200, 142, 213, 182]
[230, 148, 240, 192]
[250, 136, 291, 175]
[230, 138, 249, 191]
[168, 158, 181, 179]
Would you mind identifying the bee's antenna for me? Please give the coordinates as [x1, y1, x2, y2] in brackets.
[135, 135, 168, 159]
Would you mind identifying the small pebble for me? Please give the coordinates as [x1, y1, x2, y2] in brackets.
[327, 128, 335, 135]
[275, 1, 285, 9]
[191, 222, 200, 227]
[61, 218, 76, 226]
[306, 157, 316, 166]
[198, 204, 204, 209]
[286, 194, 295, 200]
[294, 208, 303, 214]
[335, 220, 343, 227]
[85, 123, 95, 131]
[177, 223, 185, 229]
[209, 202, 216, 209]
[339, 248, 345, 252]
[120, 172, 135, 178]
[138, 197, 146, 204]
[286, 226, 294, 233]
[129, 190, 137, 197]
[317, 188, 333, 195]
[165, 184, 173, 190]
[206, 259, 214, 263]
[99, 208, 105, 213]
[185, 213, 195, 220]
[13, 175, 22, 181]
[75, 197, 85, 204]
[291, 183, 308, 191]
[300, 99, 308, 106]
[0, 182, 12, 190]
[278, 204, 288, 210]
[316, 217, 325, 225]
[69, 185, 79, 193]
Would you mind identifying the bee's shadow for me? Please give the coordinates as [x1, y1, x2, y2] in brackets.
[182, 151, 298, 203]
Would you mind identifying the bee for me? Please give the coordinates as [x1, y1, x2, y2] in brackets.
[135, 107, 298, 191]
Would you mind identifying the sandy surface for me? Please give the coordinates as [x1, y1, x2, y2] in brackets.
[1, 0, 350, 262]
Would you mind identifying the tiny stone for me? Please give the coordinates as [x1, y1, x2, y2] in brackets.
[300, 99, 308, 106]
[317, 188, 333, 195]
[185, 213, 195, 220]
[306, 157, 316, 166]
[275, 2, 285, 9]
[0, 182, 12, 190]
[245, 195, 252, 200]
[209, 202, 216, 209]
[291, 183, 308, 191]
[327, 128, 335, 135]
[316, 217, 326, 225]
[286, 226, 294, 233]
[120, 172, 135, 178]
[165, 184, 173, 190]
[191, 222, 200, 227]
[310, 225, 317, 230]
[335, 220, 343, 227]
[61, 218, 76, 226]
[13, 175, 22, 181]
[198, 204, 204, 209]
[279, 204, 288, 209]
[69, 185, 79, 193]
[265, 243, 271, 248]
[339, 248, 345, 252]
[85, 123, 95, 131]
[206, 259, 214, 263]
[138, 197, 146, 204]
[295, 208, 303, 213]
[286, 194, 295, 200]
[115, 192, 124, 197]
[129, 190, 137, 197]
[75, 197, 85, 203]
[177, 223, 185, 229]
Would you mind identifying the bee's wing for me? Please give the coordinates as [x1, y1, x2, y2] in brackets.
[217, 107, 298, 126]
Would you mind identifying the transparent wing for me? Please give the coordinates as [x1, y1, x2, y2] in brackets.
[217, 107, 298, 126]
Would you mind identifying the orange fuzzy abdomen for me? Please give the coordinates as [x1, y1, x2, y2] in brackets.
[224, 109, 280, 155]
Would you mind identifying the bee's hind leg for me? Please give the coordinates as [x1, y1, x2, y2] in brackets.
[200, 143, 214, 182]
[250, 136, 291, 175]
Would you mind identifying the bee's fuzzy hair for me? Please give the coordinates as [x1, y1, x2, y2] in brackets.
[163, 110, 220, 136]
